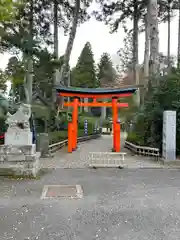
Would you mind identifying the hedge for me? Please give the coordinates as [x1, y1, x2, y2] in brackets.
[49, 115, 97, 144]
[126, 132, 145, 146]
[49, 128, 96, 144]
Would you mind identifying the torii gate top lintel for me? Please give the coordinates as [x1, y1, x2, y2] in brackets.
[56, 86, 137, 99]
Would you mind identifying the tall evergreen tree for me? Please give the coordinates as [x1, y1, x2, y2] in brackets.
[71, 42, 97, 88]
[98, 52, 116, 85]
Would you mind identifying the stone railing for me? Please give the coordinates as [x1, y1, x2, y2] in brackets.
[125, 141, 160, 159]
[48, 133, 101, 154]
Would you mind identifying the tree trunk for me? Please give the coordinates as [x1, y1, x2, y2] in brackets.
[24, 57, 33, 104]
[52, 0, 59, 108]
[177, 0, 180, 68]
[24, 0, 33, 104]
[144, 13, 150, 82]
[142, 11, 150, 105]
[149, 0, 159, 78]
[132, 0, 139, 83]
[59, 0, 80, 86]
[167, 0, 171, 70]
[135, 64, 140, 106]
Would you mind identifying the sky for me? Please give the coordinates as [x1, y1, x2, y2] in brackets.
[0, 8, 179, 71]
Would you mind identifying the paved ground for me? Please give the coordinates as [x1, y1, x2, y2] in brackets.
[40, 135, 115, 169]
[1, 169, 180, 239]
[1, 135, 180, 239]
[40, 134, 172, 169]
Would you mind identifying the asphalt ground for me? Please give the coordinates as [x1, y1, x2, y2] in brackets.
[0, 168, 180, 240]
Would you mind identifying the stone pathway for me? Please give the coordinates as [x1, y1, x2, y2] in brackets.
[40, 135, 114, 169]
[40, 134, 176, 169]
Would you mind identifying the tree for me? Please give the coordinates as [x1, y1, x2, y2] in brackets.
[119, 94, 139, 124]
[6, 50, 59, 103]
[59, 0, 81, 87]
[94, 0, 147, 81]
[177, 0, 180, 68]
[33, 50, 55, 99]
[143, 10, 150, 90]
[0, 70, 7, 92]
[71, 42, 97, 88]
[159, 52, 175, 75]
[52, 0, 59, 107]
[0, 0, 52, 54]
[95, 0, 178, 80]
[159, 0, 178, 69]
[97, 52, 116, 119]
[98, 52, 116, 85]
[0, 0, 53, 105]
[131, 70, 180, 154]
[0, 0, 22, 21]
[48, 0, 93, 106]
[117, 31, 133, 72]
[149, 0, 159, 78]
[5, 56, 25, 102]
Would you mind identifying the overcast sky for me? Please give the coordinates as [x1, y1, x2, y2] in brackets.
[0, 10, 178, 71]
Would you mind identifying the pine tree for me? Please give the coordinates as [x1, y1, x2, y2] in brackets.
[71, 42, 97, 88]
[98, 52, 116, 85]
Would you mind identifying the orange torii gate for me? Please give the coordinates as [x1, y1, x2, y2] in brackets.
[56, 87, 137, 153]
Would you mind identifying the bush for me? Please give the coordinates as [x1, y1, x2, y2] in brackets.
[48, 112, 101, 144]
[49, 131, 67, 144]
[78, 118, 85, 129]
[101, 119, 111, 128]
[49, 126, 97, 144]
[126, 132, 145, 146]
[132, 71, 180, 154]
[78, 114, 99, 131]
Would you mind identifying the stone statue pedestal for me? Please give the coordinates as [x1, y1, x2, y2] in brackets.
[5, 130, 33, 146]
[0, 104, 41, 177]
[0, 144, 40, 177]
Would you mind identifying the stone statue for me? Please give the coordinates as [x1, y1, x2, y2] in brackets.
[6, 103, 31, 131]
[0, 89, 9, 115]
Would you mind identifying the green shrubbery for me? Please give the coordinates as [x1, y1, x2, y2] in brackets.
[126, 132, 144, 146]
[49, 129, 87, 144]
[129, 70, 180, 155]
[49, 114, 99, 144]
[101, 119, 111, 128]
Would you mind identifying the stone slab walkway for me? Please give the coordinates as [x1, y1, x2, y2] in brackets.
[40, 134, 175, 169]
